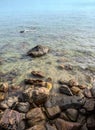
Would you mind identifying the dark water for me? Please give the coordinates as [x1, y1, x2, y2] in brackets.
[0, 7, 95, 86]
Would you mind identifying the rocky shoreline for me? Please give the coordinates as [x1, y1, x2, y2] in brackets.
[0, 45, 95, 130]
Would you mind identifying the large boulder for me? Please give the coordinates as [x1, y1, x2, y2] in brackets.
[27, 45, 49, 57]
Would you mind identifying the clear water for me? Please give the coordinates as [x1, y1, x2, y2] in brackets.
[0, 7, 95, 86]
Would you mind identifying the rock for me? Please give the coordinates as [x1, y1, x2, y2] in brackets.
[66, 108, 78, 122]
[16, 102, 30, 113]
[26, 108, 46, 126]
[77, 114, 86, 124]
[58, 64, 65, 70]
[32, 87, 49, 105]
[20, 30, 25, 33]
[0, 92, 5, 101]
[45, 106, 61, 119]
[46, 82, 53, 91]
[71, 86, 81, 95]
[81, 124, 88, 130]
[19, 121, 26, 130]
[26, 124, 46, 130]
[6, 96, 18, 108]
[79, 109, 86, 115]
[68, 79, 79, 87]
[55, 118, 81, 130]
[0, 110, 4, 119]
[45, 94, 85, 109]
[0, 82, 8, 92]
[77, 85, 86, 89]
[59, 85, 73, 96]
[83, 88, 92, 98]
[31, 71, 45, 78]
[87, 115, 95, 130]
[77, 91, 84, 98]
[58, 79, 68, 85]
[60, 112, 70, 121]
[27, 45, 49, 57]
[46, 123, 57, 130]
[83, 99, 95, 112]
[0, 109, 23, 130]
[91, 83, 95, 97]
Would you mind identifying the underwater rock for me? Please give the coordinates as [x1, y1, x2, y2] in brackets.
[27, 45, 49, 57]
[55, 118, 81, 130]
[59, 85, 73, 96]
[31, 71, 45, 78]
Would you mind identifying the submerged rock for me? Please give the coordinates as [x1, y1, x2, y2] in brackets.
[27, 45, 49, 57]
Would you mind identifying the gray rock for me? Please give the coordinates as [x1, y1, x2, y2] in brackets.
[59, 85, 73, 96]
[16, 102, 30, 113]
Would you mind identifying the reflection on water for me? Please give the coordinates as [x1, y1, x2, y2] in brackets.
[0, 10, 95, 86]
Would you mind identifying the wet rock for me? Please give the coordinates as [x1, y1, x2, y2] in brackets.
[31, 71, 45, 78]
[0, 92, 6, 101]
[32, 87, 49, 105]
[0, 82, 8, 92]
[27, 45, 49, 57]
[68, 79, 79, 87]
[26, 124, 46, 130]
[83, 99, 95, 112]
[66, 108, 78, 122]
[59, 85, 73, 96]
[71, 86, 81, 95]
[0, 109, 23, 130]
[26, 108, 46, 127]
[87, 115, 95, 130]
[45, 106, 61, 119]
[55, 118, 81, 130]
[83, 88, 92, 98]
[46, 123, 57, 130]
[60, 112, 70, 121]
[16, 102, 30, 113]
[45, 94, 85, 109]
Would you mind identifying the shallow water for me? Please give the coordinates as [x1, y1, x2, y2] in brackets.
[0, 8, 95, 86]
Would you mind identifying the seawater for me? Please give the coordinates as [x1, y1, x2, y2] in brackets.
[0, 7, 95, 86]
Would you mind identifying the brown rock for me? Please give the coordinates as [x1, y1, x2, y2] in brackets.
[46, 123, 57, 130]
[66, 108, 78, 122]
[77, 114, 86, 124]
[90, 82, 95, 97]
[26, 124, 46, 130]
[26, 108, 46, 126]
[27, 45, 49, 57]
[45, 106, 61, 119]
[16, 102, 30, 113]
[55, 118, 81, 130]
[87, 115, 95, 130]
[31, 71, 45, 78]
[83, 88, 92, 98]
[59, 85, 73, 96]
[0, 92, 5, 101]
[78, 85, 86, 89]
[32, 87, 49, 105]
[68, 79, 79, 87]
[0, 82, 8, 92]
[60, 112, 70, 121]
[83, 99, 95, 112]
[71, 86, 81, 95]
[58, 64, 65, 70]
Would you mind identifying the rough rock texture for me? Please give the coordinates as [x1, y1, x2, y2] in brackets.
[27, 45, 49, 57]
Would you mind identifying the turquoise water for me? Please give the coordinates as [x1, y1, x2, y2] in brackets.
[0, 7, 95, 86]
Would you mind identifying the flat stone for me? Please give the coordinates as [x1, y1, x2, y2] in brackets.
[87, 115, 95, 130]
[16, 102, 30, 113]
[83, 99, 95, 112]
[59, 85, 73, 96]
[66, 108, 78, 122]
[27, 45, 49, 57]
[45, 106, 61, 119]
[26, 108, 46, 126]
[55, 118, 81, 130]
[45, 94, 85, 110]
[31, 71, 45, 78]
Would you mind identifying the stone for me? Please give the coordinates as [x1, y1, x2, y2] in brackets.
[31, 71, 45, 78]
[0, 82, 8, 92]
[77, 114, 86, 125]
[79, 109, 86, 115]
[81, 124, 88, 130]
[16, 102, 30, 113]
[45, 106, 61, 119]
[58, 79, 68, 85]
[66, 108, 78, 122]
[68, 79, 79, 87]
[64, 64, 73, 70]
[60, 112, 70, 121]
[83, 99, 95, 112]
[0, 110, 4, 119]
[87, 115, 95, 130]
[91, 83, 95, 97]
[71, 86, 81, 95]
[59, 85, 73, 96]
[77, 85, 86, 89]
[83, 88, 92, 98]
[58, 64, 65, 70]
[0, 92, 5, 101]
[27, 45, 49, 57]
[7, 96, 18, 108]
[46, 123, 57, 130]
[26, 124, 46, 130]
[55, 118, 81, 130]
[26, 108, 46, 126]
[0, 109, 22, 130]
[19, 121, 26, 130]
[32, 87, 49, 105]
[45, 94, 85, 109]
